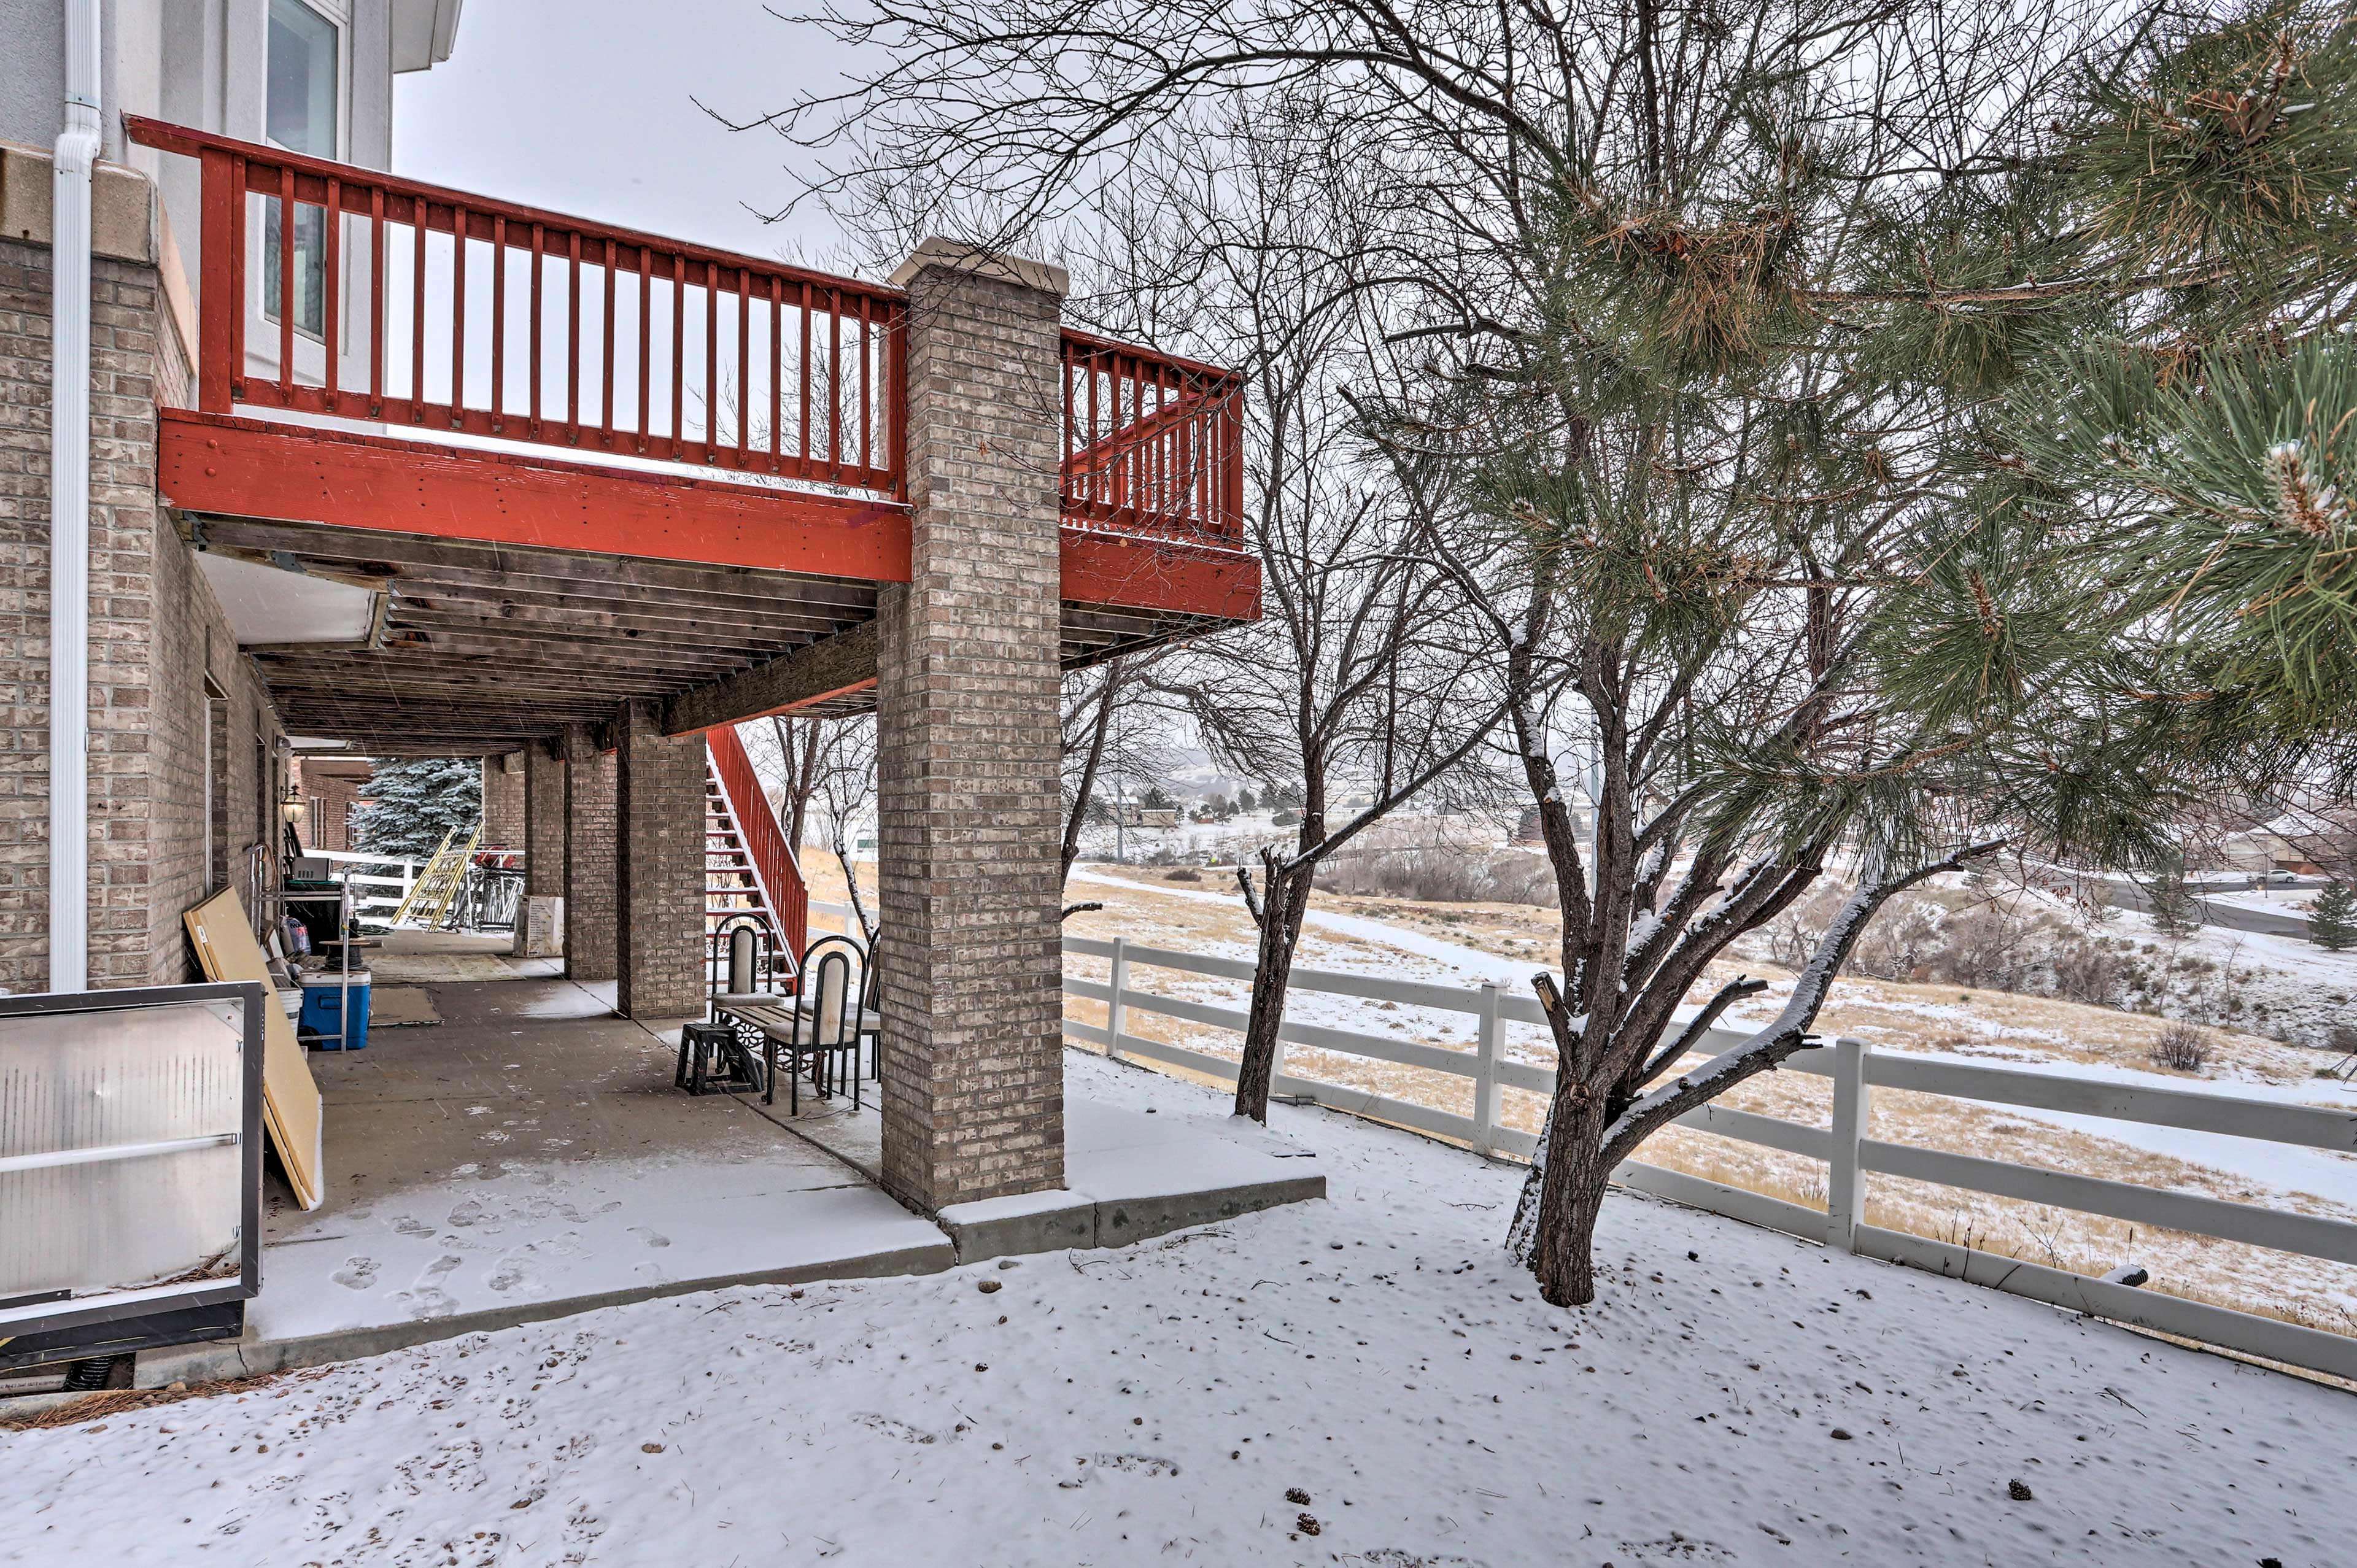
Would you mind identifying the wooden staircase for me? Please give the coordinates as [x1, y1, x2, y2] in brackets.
[705, 726, 810, 967]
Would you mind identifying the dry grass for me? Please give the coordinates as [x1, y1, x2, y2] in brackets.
[1056, 868, 2357, 1341]
[0, 1369, 310, 1431]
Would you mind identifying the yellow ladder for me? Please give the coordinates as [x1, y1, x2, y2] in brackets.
[384, 828, 454, 927]
[393, 826, 480, 929]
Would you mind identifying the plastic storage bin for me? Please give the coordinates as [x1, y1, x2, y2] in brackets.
[298, 969, 372, 1051]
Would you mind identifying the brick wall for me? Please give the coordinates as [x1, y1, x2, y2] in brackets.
[563, 732, 617, 984]
[290, 760, 371, 854]
[523, 745, 564, 897]
[614, 700, 706, 1019]
[479, 752, 525, 850]
[0, 230, 282, 992]
[873, 245, 1069, 1210]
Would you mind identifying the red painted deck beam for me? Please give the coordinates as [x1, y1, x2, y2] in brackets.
[161, 410, 909, 579]
[1060, 527, 1261, 623]
[159, 410, 1260, 620]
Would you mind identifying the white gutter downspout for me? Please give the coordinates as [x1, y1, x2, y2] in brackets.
[48, 0, 102, 994]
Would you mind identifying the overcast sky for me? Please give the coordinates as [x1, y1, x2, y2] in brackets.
[393, 0, 861, 269]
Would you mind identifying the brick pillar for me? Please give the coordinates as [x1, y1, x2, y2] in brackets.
[873, 239, 1069, 1211]
[614, 700, 707, 1020]
[523, 745, 565, 897]
[479, 753, 525, 849]
[562, 728, 617, 983]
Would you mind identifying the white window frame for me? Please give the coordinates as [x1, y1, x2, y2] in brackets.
[255, 0, 354, 353]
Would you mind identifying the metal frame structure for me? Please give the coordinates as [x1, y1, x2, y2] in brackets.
[0, 982, 267, 1371]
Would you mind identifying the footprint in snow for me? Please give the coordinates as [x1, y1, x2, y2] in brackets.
[1060, 1453, 1181, 1488]
[393, 1216, 435, 1238]
[331, 1257, 378, 1291]
[627, 1226, 671, 1249]
[850, 1413, 938, 1445]
[1618, 1540, 1735, 1564]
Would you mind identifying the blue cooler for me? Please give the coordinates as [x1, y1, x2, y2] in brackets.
[298, 969, 372, 1051]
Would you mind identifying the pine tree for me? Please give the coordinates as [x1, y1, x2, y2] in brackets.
[781, 0, 2357, 1307]
[349, 758, 482, 859]
[2313, 880, 2357, 952]
[2147, 858, 2201, 938]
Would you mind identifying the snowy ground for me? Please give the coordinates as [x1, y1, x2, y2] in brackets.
[1021, 867, 2357, 1335]
[6, 1051, 2352, 1566]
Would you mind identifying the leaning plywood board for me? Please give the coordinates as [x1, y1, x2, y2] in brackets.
[185, 888, 324, 1210]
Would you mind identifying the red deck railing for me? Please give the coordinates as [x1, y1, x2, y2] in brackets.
[706, 723, 810, 963]
[125, 118, 1245, 551]
[128, 117, 904, 494]
[1061, 328, 1245, 546]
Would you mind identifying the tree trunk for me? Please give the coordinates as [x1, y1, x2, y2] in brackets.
[1527, 1094, 1612, 1306]
[1233, 864, 1314, 1121]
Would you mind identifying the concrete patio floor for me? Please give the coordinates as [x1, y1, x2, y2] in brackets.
[136, 962, 1321, 1387]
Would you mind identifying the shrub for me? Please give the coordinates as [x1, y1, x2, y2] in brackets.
[1166, 867, 1202, 882]
[1312, 844, 1554, 906]
[2149, 1022, 2213, 1073]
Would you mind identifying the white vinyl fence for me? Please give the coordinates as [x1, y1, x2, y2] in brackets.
[1061, 933, 2357, 1385]
[305, 848, 420, 921]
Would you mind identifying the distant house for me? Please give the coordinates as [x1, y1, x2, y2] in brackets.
[290, 754, 374, 853]
[2220, 814, 2355, 878]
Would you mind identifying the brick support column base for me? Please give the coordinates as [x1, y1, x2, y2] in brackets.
[563, 731, 617, 984]
[615, 701, 707, 1020]
[875, 239, 1070, 1211]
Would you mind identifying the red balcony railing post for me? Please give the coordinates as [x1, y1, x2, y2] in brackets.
[195, 147, 237, 412]
[322, 175, 341, 397]
[449, 201, 467, 423]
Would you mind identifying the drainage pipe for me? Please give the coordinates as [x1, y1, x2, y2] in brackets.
[48, 0, 103, 994]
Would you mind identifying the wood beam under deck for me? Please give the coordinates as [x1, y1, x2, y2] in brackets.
[170, 414, 1258, 753]
[164, 411, 1260, 624]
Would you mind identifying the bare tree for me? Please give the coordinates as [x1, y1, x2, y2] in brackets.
[1059, 651, 1172, 897]
[1073, 104, 1512, 1121]
[811, 716, 880, 943]
[746, 0, 2347, 1305]
[767, 716, 826, 852]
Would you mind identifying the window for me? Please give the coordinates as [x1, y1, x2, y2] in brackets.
[262, 0, 343, 339]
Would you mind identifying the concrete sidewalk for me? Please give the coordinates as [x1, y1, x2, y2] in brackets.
[134, 971, 1320, 1387]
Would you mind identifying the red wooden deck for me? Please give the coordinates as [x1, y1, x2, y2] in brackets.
[129, 117, 1256, 623]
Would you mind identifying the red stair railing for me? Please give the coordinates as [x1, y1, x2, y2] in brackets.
[126, 117, 905, 495]
[706, 724, 809, 963]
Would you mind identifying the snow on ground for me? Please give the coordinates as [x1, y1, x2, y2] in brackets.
[1072, 868, 1535, 987]
[5, 1051, 2352, 1567]
[1075, 867, 2357, 1202]
[1043, 868, 2357, 1331]
[258, 1151, 934, 1343]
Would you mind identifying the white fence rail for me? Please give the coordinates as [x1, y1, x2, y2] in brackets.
[303, 848, 420, 916]
[1061, 933, 2357, 1384]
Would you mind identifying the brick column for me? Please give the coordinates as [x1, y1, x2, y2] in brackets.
[873, 239, 1069, 1211]
[562, 728, 617, 983]
[614, 700, 706, 1020]
[479, 753, 525, 849]
[523, 744, 565, 897]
